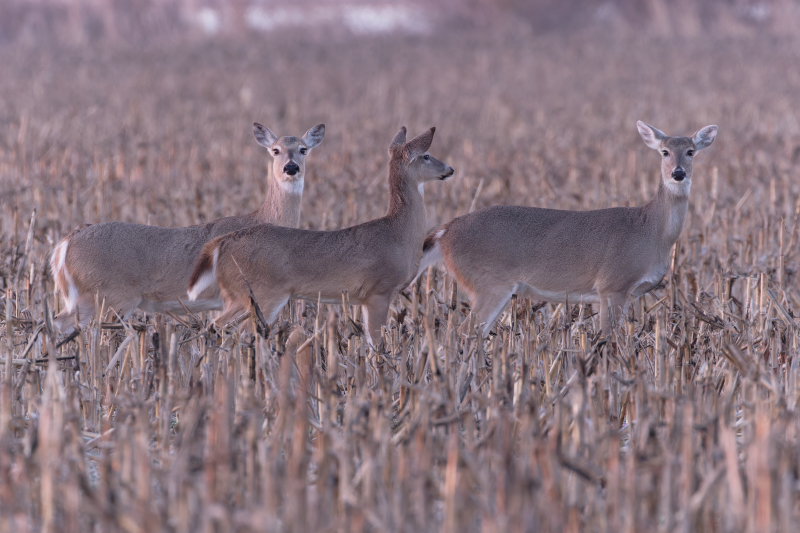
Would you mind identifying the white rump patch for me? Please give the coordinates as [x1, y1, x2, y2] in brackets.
[187, 247, 218, 301]
[416, 230, 445, 277]
[51, 239, 79, 313]
[280, 177, 304, 195]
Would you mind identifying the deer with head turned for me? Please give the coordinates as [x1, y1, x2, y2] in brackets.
[418, 121, 717, 338]
[51, 122, 325, 331]
[187, 126, 454, 346]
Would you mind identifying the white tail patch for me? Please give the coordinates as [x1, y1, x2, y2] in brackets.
[50, 238, 79, 313]
[187, 247, 219, 301]
[416, 228, 446, 277]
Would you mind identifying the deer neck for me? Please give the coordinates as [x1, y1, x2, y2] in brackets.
[649, 179, 690, 248]
[256, 173, 303, 228]
[386, 161, 427, 242]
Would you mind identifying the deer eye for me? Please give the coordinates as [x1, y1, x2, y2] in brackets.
[423, 154, 430, 161]
[300, 148, 307, 155]
[661, 150, 669, 157]
[273, 149, 280, 155]
[687, 150, 694, 156]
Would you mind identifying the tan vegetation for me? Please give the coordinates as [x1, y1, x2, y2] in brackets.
[2, 8, 800, 532]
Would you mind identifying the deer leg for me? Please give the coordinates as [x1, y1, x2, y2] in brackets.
[108, 295, 143, 322]
[248, 286, 290, 329]
[53, 310, 78, 335]
[54, 293, 106, 334]
[599, 292, 628, 338]
[472, 286, 516, 337]
[363, 295, 391, 348]
[214, 300, 248, 328]
[215, 290, 289, 330]
[262, 296, 291, 325]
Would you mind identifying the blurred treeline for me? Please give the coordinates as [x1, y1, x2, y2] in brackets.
[0, 0, 798, 46]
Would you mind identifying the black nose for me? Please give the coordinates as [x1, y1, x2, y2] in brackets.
[672, 168, 686, 181]
[284, 162, 299, 176]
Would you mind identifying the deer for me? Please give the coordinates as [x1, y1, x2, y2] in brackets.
[50, 122, 325, 332]
[187, 126, 454, 346]
[418, 121, 717, 339]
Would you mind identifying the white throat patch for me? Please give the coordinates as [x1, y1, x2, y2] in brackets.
[665, 178, 691, 197]
[280, 177, 304, 195]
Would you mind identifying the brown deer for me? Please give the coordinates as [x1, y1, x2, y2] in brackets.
[187, 126, 454, 346]
[51, 122, 325, 331]
[418, 121, 717, 338]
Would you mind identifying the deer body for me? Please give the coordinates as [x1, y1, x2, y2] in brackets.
[51, 123, 324, 329]
[188, 127, 454, 345]
[420, 122, 717, 337]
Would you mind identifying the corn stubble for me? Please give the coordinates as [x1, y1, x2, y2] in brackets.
[1, 24, 800, 533]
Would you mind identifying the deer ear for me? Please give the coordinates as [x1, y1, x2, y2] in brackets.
[254, 123, 279, 149]
[389, 126, 407, 156]
[692, 125, 717, 151]
[390, 127, 407, 148]
[302, 124, 325, 149]
[405, 127, 436, 159]
[637, 121, 667, 150]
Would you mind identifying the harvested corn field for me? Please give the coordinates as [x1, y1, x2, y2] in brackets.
[2, 1, 800, 531]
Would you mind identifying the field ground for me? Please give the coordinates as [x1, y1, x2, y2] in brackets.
[2, 11, 800, 532]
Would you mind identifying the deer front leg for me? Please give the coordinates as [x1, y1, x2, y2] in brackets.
[363, 295, 391, 348]
[599, 292, 629, 339]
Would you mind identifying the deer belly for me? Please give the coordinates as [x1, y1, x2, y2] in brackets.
[515, 283, 601, 304]
[140, 298, 223, 314]
[294, 294, 347, 305]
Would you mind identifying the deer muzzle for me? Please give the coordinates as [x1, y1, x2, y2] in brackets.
[671, 168, 686, 181]
[284, 162, 300, 176]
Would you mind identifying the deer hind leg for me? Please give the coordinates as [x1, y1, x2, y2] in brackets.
[362, 295, 391, 348]
[214, 305, 248, 329]
[215, 289, 289, 331]
[107, 294, 144, 322]
[53, 293, 104, 334]
[472, 285, 516, 338]
[54, 309, 81, 335]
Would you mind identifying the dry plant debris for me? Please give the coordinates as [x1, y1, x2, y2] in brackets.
[1, 21, 800, 533]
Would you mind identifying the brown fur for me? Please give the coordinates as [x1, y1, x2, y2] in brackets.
[188, 127, 454, 345]
[420, 122, 717, 338]
[52, 123, 324, 330]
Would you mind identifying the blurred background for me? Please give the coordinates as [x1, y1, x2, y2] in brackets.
[2, 0, 800, 44]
